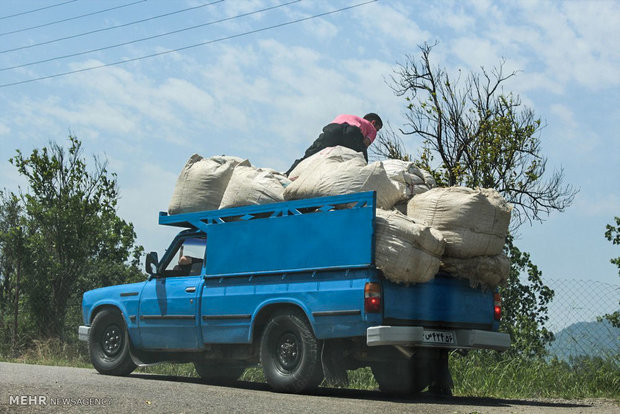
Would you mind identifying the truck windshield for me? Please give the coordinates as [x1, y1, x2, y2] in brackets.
[163, 236, 206, 276]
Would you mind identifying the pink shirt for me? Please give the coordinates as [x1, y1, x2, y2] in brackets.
[331, 114, 378, 143]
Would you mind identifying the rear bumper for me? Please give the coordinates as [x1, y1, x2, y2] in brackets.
[367, 326, 510, 351]
[78, 325, 90, 342]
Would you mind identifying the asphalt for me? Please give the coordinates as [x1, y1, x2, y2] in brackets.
[0, 362, 617, 414]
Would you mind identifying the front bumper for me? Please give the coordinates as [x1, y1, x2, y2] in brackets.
[367, 326, 510, 351]
[78, 325, 90, 342]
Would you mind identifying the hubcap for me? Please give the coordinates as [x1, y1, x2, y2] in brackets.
[276, 333, 300, 371]
[102, 324, 122, 357]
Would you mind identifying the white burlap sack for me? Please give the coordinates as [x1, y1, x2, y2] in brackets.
[284, 156, 401, 210]
[287, 146, 363, 181]
[407, 187, 512, 258]
[375, 209, 445, 284]
[381, 159, 435, 201]
[261, 168, 292, 187]
[393, 201, 408, 215]
[419, 168, 436, 188]
[440, 254, 511, 289]
[168, 154, 250, 215]
[219, 165, 289, 209]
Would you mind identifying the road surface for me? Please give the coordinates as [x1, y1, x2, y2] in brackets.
[0, 362, 617, 413]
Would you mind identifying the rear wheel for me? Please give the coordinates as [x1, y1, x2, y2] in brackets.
[260, 311, 323, 393]
[371, 356, 430, 395]
[89, 308, 136, 376]
[372, 349, 453, 395]
[193, 361, 246, 384]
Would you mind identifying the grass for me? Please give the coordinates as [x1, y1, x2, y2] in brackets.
[2, 340, 618, 401]
[450, 351, 620, 400]
[0, 338, 91, 369]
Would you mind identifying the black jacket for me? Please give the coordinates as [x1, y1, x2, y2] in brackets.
[285, 122, 367, 176]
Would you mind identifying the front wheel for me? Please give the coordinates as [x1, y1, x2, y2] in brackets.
[260, 311, 323, 393]
[89, 308, 136, 376]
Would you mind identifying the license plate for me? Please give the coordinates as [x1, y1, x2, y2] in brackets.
[422, 330, 456, 345]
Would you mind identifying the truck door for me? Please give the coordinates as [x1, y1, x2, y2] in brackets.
[137, 235, 206, 350]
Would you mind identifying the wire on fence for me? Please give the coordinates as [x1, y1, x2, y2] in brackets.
[545, 279, 619, 361]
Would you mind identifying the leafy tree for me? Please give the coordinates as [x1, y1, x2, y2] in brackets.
[0, 191, 30, 354]
[373, 43, 576, 356]
[7, 136, 143, 340]
[501, 235, 554, 357]
[601, 217, 619, 327]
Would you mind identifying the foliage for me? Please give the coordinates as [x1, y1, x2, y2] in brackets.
[605, 217, 620, 275]
[380, 42, 577, 229]
[601, 216, 620, 327]
[370, 124, 413, 162]
[501, 235, 555, 357]
[0, 191, 30, 355]
[0, 136, 143, 350]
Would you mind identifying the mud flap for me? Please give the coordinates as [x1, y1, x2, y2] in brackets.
[321, 340, 349, 386]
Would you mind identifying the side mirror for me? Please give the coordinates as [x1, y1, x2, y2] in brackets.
[145, 251, 159, 277]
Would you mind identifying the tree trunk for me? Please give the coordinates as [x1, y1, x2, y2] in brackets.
[12, 260, 21, 356]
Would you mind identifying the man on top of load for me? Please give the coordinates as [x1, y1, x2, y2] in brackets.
[285, 113, 382, 176]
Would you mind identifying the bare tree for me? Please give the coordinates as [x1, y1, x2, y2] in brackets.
[383, 43, 577, 228]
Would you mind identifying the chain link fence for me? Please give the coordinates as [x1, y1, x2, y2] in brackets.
[545, 279, 619, 361]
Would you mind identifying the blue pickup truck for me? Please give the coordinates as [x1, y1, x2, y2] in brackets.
[78, 191, 509, 394]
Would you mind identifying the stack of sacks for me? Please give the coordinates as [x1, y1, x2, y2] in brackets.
[407, 187, 513, 288]
[375, 209, 445, 284]
[219, 165, 290, 209]
[168, 154, 250, 215]
[283, 148, 401, 210]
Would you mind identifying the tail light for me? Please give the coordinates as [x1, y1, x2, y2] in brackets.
[365, 282, 382, 313]
[493, 292, 502, 321]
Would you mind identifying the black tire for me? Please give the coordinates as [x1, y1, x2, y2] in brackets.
[260, 311, 323, 393]
[371, 356, 430, 395]
[427, 349, 454, 396]
[89, 308, 136, 376]
[193, 361, 246, 384]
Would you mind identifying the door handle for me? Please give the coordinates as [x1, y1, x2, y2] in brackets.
[185, 287, 196, 293]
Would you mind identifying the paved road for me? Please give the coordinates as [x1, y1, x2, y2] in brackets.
[0, 362, 617, 413]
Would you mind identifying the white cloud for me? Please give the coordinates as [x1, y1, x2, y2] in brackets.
[357, 1, 430, 49]
[0, 122, 9, 136]
[412, 1, 620, 96]
[500, 1, 619, 92]
[0, 162, 26, 194]
[450, 37, 501, 71]
[115, 160, 181, 252]
[550, 104, 577, 131]
[574, 192, 620, 217]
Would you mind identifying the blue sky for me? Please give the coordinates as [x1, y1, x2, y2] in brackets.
[0, 0, 618, 296]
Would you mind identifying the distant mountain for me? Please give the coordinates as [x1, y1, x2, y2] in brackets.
[547, 319, 619, 361]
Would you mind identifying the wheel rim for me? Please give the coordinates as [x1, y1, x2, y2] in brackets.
[102, 324, 123, 357]
[275, 332, 300, 372]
